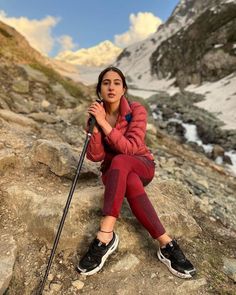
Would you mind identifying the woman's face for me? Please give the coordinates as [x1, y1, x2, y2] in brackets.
[100, 70, 126, 103]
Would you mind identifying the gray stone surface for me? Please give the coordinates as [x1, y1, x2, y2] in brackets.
[223, 257, 236, 282]
[0, 232, 17, 295]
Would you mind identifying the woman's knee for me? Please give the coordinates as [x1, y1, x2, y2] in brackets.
[126, 172, 144, 197]
[110, 154, 129, 169]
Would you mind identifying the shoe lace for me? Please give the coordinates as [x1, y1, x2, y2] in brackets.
[171, 243, 186, 263]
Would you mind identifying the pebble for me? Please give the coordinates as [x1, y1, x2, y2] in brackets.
[47, 274, 54, 281]
[209, 216, 216, 222]
[151, 273, 156, 279]
[72, 280, 84, 290]
[50, 282, 62, 292]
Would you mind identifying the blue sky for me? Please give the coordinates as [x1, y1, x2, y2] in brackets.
[0, 0, 179, 56]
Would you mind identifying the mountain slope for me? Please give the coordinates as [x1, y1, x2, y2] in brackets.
[115, 0, 236, 90]
[0, 20, 46, 64]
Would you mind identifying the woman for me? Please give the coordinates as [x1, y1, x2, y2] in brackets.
[77, 66, 196, 279]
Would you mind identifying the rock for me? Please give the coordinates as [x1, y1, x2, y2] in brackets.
[51, 83, 76, 108]
[0, 149, 17, 174]
[0, 109, 38, 129]
[12, 79, 29, 93]
[49, 282, 62, 292]
[223, 154, 232, 165]
[188, 141, 205, 154]
[111, 254, 140, 272]
[47, 274, 54, 281]
[211, 145, 225, 160]
[176, 278, 207, 294]
[166, 121, 185, 139]
[151, 273, 157, 279]
[0, 232, 17, 295]
[0, 94, 10, 110]
[185, 178, 207, 196]
[19, 64, 49, 83]
[3, 184, 104, 249]
[42, 99, 50, 108]
[197, 179, 209, 190]
[9, 92, 32, 113]
[223, 257, 236, 282]
[32, 139, 99, 178]
[29, 112, 59, 124]
[148, 180, 202, 238]
[72, 280, 84, 290]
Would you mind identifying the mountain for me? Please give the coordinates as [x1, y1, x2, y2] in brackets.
[115, 0, 236, 90]
[55, 40, 122, 67]
[113, 0, 236, 171]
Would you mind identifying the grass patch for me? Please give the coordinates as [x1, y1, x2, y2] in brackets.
[30, 62, 85, 99]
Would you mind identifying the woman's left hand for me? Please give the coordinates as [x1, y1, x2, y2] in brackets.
[88, 101, 106, 126]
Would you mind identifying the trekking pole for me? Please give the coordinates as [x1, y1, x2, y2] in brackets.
[37, 102, 100, 295]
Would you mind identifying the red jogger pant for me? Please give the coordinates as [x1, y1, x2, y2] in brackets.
[101, 154, 165, 239]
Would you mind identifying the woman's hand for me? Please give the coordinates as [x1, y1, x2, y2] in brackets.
[88, 101, 106, 126]
[87, 101, 112, 136]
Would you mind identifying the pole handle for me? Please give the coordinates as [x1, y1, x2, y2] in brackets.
[87, 98, 102, 134]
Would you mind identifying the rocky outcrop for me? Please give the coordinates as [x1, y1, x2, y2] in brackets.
[151, 2, 236, 88]
[32, 139, 99, 179]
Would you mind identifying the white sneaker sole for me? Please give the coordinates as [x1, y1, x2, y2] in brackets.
[157, 249, 196, 279]
[77, 234, 119, 276]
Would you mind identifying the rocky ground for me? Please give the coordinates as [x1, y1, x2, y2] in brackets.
[0, 86, 236, 294]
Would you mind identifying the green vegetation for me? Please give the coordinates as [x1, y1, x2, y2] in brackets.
[30, 62, 85, 99]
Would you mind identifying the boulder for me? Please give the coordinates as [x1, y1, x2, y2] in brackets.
[12, 79, 29, 93]
[0, 109, 38, 129]
[19, 64, 49, 84]
[0, 232, 17, 295]
[211, 144, 225, 160]
[32, 139, 99, 179]
[2, 179, 201, 251]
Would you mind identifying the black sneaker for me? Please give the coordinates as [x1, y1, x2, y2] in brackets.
[157, 239, 196, 279]
[77, 232, 119, 276]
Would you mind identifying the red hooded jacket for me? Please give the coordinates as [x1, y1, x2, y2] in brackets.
[86, 96, 154, 172]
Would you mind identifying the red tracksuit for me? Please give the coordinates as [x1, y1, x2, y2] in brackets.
[86, 96, 165, 238]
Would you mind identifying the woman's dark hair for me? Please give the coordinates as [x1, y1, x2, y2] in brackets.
[96, 66, 128, 98]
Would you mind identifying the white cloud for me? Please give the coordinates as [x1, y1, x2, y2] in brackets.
[114, 12, 162, 47]
[0, 10, 60, 55]
[57, 35, 77, 51]
[55, 40, 122, 67]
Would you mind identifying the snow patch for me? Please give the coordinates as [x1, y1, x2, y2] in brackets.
[187, 74, 236, 130]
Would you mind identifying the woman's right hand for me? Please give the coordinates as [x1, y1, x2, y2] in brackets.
[88, 102, 106, 123]
[87, 101, 104, 133]
[88, 101, 106, 131]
